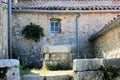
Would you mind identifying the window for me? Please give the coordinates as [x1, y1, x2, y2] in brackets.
[50, 20, 60, 33]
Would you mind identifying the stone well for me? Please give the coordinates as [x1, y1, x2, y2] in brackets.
[0, 59, 20, 80]
[42, 45, 72, 66]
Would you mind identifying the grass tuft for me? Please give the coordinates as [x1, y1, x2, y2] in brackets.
[20, 67, 73, 76]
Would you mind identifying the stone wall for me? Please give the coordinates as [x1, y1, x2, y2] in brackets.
[12, 13, 77, 65]
[12, 12, 119, 61]
[0, 59, 20, 80]
[78, 13, 120, 58]
[73, 58, 120, 80]
[94, 21, 120, 58]
[0, 0, 8, 59]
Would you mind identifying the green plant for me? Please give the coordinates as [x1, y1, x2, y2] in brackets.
[68, 75, 73, 80]
[22, 22, 44, 42]
[96, 53, 103, 58]
[20, 59, 42, 70]
[20, 65, 32, 76]
[43, 76, 47, 80]
[46, 62, 72, 71]
[80, 53, 94, 59]
[100, 65, 120, 80]
[0, 67, 8, 80]
[20, 69, 32, 76]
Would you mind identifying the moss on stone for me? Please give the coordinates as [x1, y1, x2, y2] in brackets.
[0, 67, 8, 80]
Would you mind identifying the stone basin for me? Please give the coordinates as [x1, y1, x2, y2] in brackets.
[43, 45, 71, 53]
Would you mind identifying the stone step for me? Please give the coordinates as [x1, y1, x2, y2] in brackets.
[21, 74, 71, 80]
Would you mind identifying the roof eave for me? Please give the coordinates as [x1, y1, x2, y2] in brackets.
[12, 9, 120, 13]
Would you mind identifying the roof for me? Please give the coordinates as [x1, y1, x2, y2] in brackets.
[12, 0, 120, 11]
[89, 14, 120, 41]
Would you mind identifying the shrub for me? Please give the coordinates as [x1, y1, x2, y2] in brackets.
[68, 75, 74, 80]
[20, 60, 42, 69]
[22, 22, 44, 42]
[43, 76, 47, 80]
[100, 65, 120, 80]
[46, 62, 72, 71]
[0, 67, 8, 80]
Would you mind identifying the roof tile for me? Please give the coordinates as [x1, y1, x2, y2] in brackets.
[12, 0, 120, 10]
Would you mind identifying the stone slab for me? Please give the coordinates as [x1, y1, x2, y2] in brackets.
[74, 71, 103, 80]
[103, 58, 120, 68]
[46, 74, 70, 80]
[45, 54, 49, 60]
[6, 67, 20, 80]
[21, 74, 44, 80]
[73, 58, 120, 80]
[43, 45, 71, 53]
[0, 59, 20, 67]
[21, 74, 70, 80]
[73, 58, 120, 71]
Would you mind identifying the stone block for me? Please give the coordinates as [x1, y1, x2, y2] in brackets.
[0, 59, 20, 80]
[21, 75, 44, 80]
[21, 74, 70, 80]
[43, 45, 71, 53]
[46, 74, 70, 80]
[6, 67, 20, 80]
[50, 53, 68, 60]
[73, 59, 103, 71]
[50, 54, 58, 60]
[74, 71, 103, 80]
[73, 58, 120, 80]
[103, 58, 120, 68]
[0, 59, 20, 68]
[61, 53, 69, 60]
[45, 54, 49, 60]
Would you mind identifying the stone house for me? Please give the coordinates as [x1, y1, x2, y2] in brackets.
[89, 15, 120, 58]
[12, 0, 120, 64]
[0, 0, 8, 59]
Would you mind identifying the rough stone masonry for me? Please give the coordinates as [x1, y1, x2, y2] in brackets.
[12, 12, 120, 59]
[0, 0, 8, 59]
[73, 58, 120, 80]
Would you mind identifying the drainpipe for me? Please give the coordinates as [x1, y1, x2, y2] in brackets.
[76, 13, 81, 59]
[8, 0, 12, 59]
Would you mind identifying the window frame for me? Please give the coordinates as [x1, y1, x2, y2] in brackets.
[50, 20, 60, 34]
